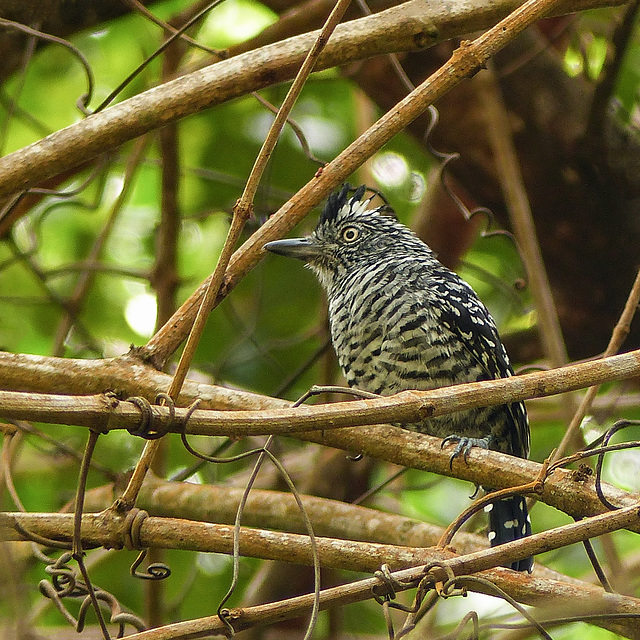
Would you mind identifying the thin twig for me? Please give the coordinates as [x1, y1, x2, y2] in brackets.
[5, 237, 102, 354]
[212, 436, 322, 640]
[235, 0, 351, 214]
[0, 19, 94, 114]
[72, 430, 110, 640]
[52, 137, 149, 355]
[478, 65, 569, 370]
[11, 421, 116, 480]
[0, 18, 37, 155]
[144, 33, 186, 627]
[122, 0, 221, 56]
[1, 428, 25, 511]
[92, 0, 224, 114]
[553, 267, 640, 462]
[143, 0, 575, 366]
[118, 0, 351, 511]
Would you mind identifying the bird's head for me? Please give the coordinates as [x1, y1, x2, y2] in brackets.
[264, 184, 429, 289]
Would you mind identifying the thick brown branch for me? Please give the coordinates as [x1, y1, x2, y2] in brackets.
[1, 349, 640, 435]
[90, 474, 487, 555]
[0, 3, 437, 200]
[0, 351, 285, 411]
[3, 505, 640, 639]
[2, 505, 638, 582]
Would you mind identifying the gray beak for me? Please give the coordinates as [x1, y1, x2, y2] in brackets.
[264, 237, 321, 261]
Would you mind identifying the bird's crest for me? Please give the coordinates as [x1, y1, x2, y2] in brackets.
[319, 184, 367, 225]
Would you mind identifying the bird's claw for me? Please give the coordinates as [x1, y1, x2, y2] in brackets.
[441, 435, 492, 469]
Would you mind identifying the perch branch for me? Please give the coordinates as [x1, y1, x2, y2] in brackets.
[3, 351, 640, 527]
[1, 349, 639, 435]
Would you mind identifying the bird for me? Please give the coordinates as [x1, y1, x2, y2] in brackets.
[264, 184, 532, 572]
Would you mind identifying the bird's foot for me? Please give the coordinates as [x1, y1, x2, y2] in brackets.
[441, 435, 493, 469]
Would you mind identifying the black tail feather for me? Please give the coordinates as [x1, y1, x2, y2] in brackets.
[487, 495, 533, 572]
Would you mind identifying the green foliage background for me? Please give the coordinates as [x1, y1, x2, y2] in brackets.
[1, 1, 640, 637]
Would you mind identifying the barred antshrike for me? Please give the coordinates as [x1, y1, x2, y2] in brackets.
[265, 184, 532, 571]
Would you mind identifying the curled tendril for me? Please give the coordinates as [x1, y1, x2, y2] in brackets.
[121, 509, 172, 581]
[130, 549, 171, 581]
[126, 392, 184, 440]
[423, 104, 527, 292]
[43, 552, 80, 598]
[292, 385, 378, 463]
[593, 419, 640, 511]
[293, 384, 380, 408]
[38, 550, 147, 636]
[77, 587, 147, 636]
[0, 18, 94, 114]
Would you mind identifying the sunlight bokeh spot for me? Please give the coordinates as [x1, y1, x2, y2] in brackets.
[371, 151, 410, 187]
[124, 291, 157, 338]
[198, 0, 276, 48]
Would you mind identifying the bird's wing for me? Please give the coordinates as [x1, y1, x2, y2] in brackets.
[427, 272, 530, 457]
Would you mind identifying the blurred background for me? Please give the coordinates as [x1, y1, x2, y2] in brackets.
[1, 0, 640, 637]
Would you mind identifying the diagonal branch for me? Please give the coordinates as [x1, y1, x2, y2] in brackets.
[142, 0, 605, 366]
[0, 2, 441, 200]
[0, 0, 625, 199]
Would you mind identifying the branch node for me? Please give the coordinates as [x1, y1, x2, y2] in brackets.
[413, 24, 439, 49]
[122, 507, 149, 550]
[233, 198, 253, 224]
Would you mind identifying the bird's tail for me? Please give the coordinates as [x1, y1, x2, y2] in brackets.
[486, 495, 533, 572]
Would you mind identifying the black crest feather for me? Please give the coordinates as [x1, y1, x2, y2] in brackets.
[319, 184, 369, 225]
[319, 183, 351, 225]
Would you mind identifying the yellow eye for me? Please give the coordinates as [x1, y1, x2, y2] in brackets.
[341, 226, 359, 242]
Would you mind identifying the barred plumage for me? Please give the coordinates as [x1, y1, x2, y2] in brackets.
[265, 184, 532, 572]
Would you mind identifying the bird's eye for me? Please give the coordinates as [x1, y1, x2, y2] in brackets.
[341, 226, 359, 243]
